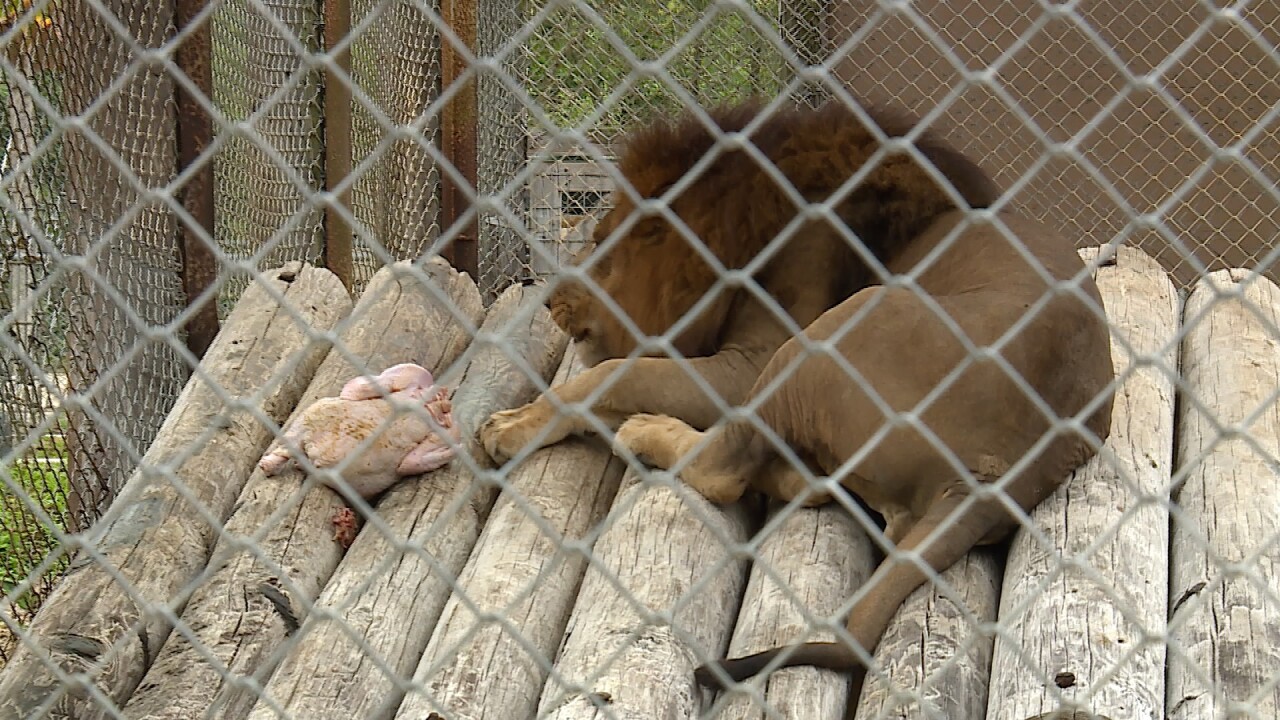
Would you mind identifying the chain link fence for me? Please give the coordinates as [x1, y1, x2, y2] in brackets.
[828, 0, 1279, 289]
[0, 0, 1277, 716]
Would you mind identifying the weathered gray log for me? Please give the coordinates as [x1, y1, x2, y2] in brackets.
[391, 347, 625, 720]
[0, 262, 351, 720]
[857, 550, 1002, 719]
[242, 279, 567, 720]
[716, 502, 875, 720]
[987, 246, 1180, 720]
[120, 258, 484, 720]
[536, 470, 755, 719]
[1168, 268, 1280, 720]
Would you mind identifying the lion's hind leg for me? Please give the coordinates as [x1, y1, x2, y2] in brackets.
[615, 414, 763, 505]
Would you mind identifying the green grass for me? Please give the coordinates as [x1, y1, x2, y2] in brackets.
[2, 443, 71, 614]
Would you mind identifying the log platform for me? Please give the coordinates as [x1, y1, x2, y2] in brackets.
[1, 246, 1277, 720]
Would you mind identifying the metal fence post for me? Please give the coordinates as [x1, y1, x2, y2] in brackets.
[174, 0, 221, 357]
[324, 0, 355, 289]
[439, 0, 479, 281]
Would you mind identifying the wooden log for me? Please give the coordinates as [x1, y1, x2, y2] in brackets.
[0, 262, 351, 720]
[856, 550, 1002, 719]
[1168, 268, 1280, 720]
[120, 258, 484, 720]
[242, 279, 567, 720]
[715, 502, 875, 720]
[392, 347, 626, 720]
[987, 245, 1180, 720]
[535, 471, 756, 719]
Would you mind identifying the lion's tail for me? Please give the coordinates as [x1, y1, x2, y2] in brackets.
[695, 484, 1009, 688]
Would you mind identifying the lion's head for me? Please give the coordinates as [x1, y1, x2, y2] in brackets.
[546, 189, 729, 368]
[546, 194, 650, 367]
[543, 103, 768, 367]
[545, 243, 627, 368]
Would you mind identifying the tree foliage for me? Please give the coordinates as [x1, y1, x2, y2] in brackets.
[521, 0, 788, 139]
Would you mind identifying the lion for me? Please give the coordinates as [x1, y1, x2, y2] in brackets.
[475, 97, 1116, 687]
[615, 208, 1116, 685]
[478, 97, 1002, 464]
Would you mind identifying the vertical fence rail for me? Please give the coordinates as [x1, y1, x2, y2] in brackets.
[323, 0, 355, 290]
[174, 0, 221, 357]
[439, 0, 479, 281]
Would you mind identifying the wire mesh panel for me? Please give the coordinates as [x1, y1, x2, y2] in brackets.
[2, 0, 187, 532]
[826, 0, 1280, 289]
[211, 0, 326, 309]
[473, 0, 525, 299]
[0, 0, 1278, 718]
[346, 0, 444, 292]
[0, 0, 77, 637]
[0, 0, 196, 661]
[55, 0, 186, 524]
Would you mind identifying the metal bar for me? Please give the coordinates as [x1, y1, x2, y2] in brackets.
[323, 0, 355, 289]
[173, 0, 220, 358]
[439, 0, 478, 278]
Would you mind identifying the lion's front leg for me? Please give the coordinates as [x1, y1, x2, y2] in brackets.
[479, 396, 590, 464]
[480, 347, 769, 467]
[615, 414, 755, 505]
[480, 360, 637, 464]
[613, 413, 704, 469]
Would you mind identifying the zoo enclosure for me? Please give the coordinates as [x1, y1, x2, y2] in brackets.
[0, 0, 1275, 702]
[0, 0, 808, 620]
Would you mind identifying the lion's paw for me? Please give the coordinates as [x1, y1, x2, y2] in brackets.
[613, 413, 698, 470]
[479, 401, 567, 465]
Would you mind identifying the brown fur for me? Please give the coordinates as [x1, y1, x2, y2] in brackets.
[479, 97, 1001, 460]
[478, 97, 1115, 686]
[616, 209, 1116, 685]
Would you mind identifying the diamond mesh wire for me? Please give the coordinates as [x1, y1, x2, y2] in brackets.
[347, 0, 443, 293]
[826, 0, 1280, 288]
[211, 0, 326, 310]
[0, 0, 1276, 717]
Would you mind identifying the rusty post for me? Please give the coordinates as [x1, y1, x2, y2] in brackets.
[439, 0, 478, 278]
[323, 0, 355, 289]
[173, 0, 220, 358]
